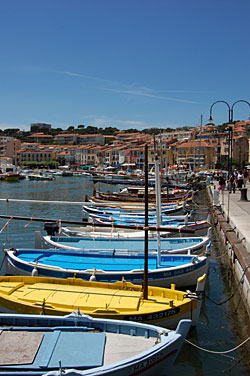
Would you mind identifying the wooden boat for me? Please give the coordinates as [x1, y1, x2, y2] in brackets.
[0, 312, 191, 376]
[5, 248, 209, 288]
[59, 224, 196, 239]
[61, 225, 159, 239]
[38, 232, 211, 254]
[89, 195, 187, 206]
[89, 213, 209, 231]
[82, 204, 190, 217]
[3, 173, 20, 182]
[95, 189, 190, 202]
[88, 197, 185, 212]
[0, 274, 206, 328]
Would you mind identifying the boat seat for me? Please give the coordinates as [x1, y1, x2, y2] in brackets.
[0, 331, 44, 365]
[0, 330, 106, 370]
[0, 282, 24, 295]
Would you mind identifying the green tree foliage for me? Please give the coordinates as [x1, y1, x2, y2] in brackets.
[3, 128, 20, 137]
[124, 128, 139, 133]
[142, 127, 163, 134]
[102, 127, 119, 135]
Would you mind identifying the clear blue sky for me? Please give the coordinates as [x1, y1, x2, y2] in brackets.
[0, 0, 250, 131]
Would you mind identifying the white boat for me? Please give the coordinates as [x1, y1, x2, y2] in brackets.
[0, 312, 191, 376]
[28, 172, 55, 181]
[38, 230, 211, 255]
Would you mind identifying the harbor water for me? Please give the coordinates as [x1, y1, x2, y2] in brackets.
[0, 176, 249, 375]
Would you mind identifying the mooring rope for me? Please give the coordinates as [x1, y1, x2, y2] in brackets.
[185, 335, 250, 360]
[204, 264, 250, 306]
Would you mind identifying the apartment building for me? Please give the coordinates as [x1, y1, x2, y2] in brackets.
[28, 133, 54, 143]
[175, 140, 214, 169]
[16, 148, 56, 164]
[54, 133, 79, 144]
[0, 136, 21, 164]
[75, 145, 102, 166]
[79, 134, 105, 146]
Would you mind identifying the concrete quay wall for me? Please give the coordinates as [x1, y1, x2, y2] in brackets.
[207, 184, 250, 319]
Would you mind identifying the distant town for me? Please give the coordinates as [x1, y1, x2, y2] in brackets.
[0, 120, 250, 172]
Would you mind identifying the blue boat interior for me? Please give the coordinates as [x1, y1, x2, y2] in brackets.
[49, 236, 202, 251]
[15, 250, 198, 271]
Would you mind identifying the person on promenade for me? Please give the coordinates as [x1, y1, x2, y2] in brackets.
[237, 170, 244, 189]
[229, 173, 236, 193]
[243, 169, 248, 187]
[218, 175, 226, 193]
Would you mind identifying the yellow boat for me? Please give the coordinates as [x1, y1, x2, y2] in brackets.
[0, 274, 206, 329]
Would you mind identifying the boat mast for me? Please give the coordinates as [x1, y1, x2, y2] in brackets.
[143, 143, 148, 300]
[198, 114, 203, 170]
[154, 136, 162, 267]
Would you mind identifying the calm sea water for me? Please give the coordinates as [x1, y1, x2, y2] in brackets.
[0, 176, 249, 375]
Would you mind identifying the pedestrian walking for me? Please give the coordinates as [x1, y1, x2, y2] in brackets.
[229, 173, 236, 193]
[218, 175, 226, 193]
[243, 169, 248, 187]
[237, 170, 244, 189]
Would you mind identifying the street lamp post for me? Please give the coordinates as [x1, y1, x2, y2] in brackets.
[209, 99, 250, 222]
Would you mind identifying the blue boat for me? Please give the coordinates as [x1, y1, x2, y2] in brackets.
[5, 248, 209, 288]
[82, 203, 185, 216]
[0, 313, 191, 376]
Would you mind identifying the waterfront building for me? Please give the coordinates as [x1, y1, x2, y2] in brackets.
[16, 147, 56, 164]
[115, 131, 141, 142]
[79, 134, 105, 146]
[175, 140, 214, 169]
[54, 133, 79, 144]
[28, 132, 54, 143]
[0, 136, 21, 164]
[232, 136, 249, 169]
[104, 145, 126, 166]
[127, 145, 145, 167]
[75, 145, 102, 166]
[157, 128, 194, 141]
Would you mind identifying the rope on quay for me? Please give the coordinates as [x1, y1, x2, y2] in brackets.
[204, 264, 250, 306]
[185, 336, 250, 360]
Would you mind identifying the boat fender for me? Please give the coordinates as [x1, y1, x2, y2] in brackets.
[184, 214, 188, 225]
[122, 276, 127, 289]
[205, 241, 212, 255]
[89, 266, 97, 281]
[32, 261, 38, 276]
[32, 266, 38, 276]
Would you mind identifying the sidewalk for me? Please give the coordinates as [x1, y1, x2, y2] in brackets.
[208, 179, 250, 318]
[211, 179, 250, 254]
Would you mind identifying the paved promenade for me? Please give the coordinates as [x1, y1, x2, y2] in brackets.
[211, 178, 250, 254]
[208, 178, 250, 317]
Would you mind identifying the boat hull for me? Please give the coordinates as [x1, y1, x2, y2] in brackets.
[0, 276, 205, 329]
[0, 313, 191, 376]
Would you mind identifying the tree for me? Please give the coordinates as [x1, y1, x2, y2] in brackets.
[102, 127, 119, 135]
[3, 128, 20, 137]
[67, 126, 75, 132]
[84, 126, 99, 134]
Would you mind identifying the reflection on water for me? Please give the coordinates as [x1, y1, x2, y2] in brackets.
[0, 177, 249, 375]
